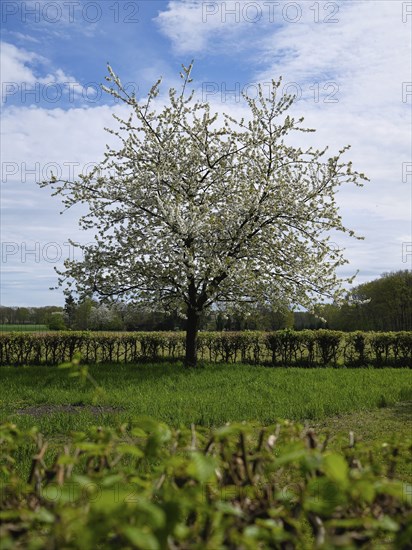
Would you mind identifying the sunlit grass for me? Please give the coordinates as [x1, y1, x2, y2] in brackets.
[1, 363, 411, 435]
[2, 362, 411, 482]
[0, 324, 49, 332]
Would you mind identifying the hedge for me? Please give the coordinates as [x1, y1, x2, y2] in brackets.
[0, 330, 411, 367]
[1, 419, 411, 548]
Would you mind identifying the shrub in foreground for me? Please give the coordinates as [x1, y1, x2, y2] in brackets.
[1, 419, 411, 549]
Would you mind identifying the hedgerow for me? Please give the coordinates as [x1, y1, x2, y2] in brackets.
[0, 330, 411, 367]
[1, 418, 411, 549]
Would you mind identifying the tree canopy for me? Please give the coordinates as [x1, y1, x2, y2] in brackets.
[41, 63, 367, 365]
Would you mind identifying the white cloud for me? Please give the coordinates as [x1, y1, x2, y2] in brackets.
[155, 0, 260, 55]
[0, 42, 41, 84]
[3, 31, 40, 44]
[1, 99, 132, 306]
[0, 41, 81, 103]
[255, 1, 411, 107]
[251, 2, 411, 229]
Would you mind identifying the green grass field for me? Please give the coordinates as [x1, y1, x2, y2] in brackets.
[2, 362, 411, 436]
[2, 362, 412, 484]
[0, 324, 49, 332]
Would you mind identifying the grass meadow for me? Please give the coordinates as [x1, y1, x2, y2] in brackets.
[2, 362, 411, 440]
[0, 324, 49, 332]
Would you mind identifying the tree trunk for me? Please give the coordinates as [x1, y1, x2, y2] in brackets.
[185, 306, 200, 367]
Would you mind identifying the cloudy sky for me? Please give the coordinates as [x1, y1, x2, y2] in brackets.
[1, 0, 411, 306]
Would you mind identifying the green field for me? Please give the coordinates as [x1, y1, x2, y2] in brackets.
[2, 362, 411, 435]
[1, 362, 412, 487]
[0, 324, 49, 332]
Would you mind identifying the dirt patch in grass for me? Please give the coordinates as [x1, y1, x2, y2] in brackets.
[16, 403, 124, 417]
[312, 401, 412, 442]
[311, 401, 412, 482]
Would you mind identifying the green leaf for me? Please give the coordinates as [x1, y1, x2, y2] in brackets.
[323, 453, 348, 486]
[116, 443, 144, 458]
[305, 478, 347, 514]
[187, 452, 216, 482]
[215, 502, 243, 517]
[99, 474, 124, 487]
[122, 527, 160, 550]
[349, 479, 375, 503]
[34, 508, 55, 524]
[272, 449, 308, 468]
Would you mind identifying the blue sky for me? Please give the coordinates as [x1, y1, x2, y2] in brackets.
[1, 0, 411, 306]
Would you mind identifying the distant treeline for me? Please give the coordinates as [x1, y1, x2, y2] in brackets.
[0, 306, 62, 327]
[1, 270, 410, 332]
[316, 270, 411, 332]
